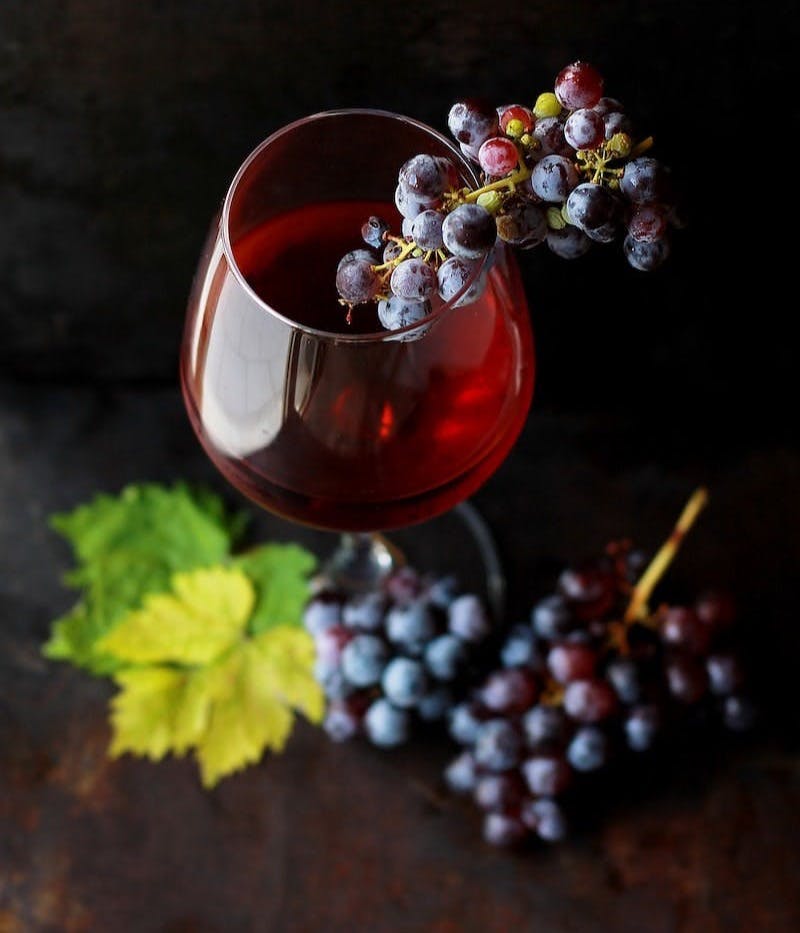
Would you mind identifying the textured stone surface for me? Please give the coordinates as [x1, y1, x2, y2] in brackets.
[1, 385, 798, 932]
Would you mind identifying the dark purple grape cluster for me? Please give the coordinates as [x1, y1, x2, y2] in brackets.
[336, 60, 682, 330]
[304, 566, 494, 748]
[442, 540, 756, 847]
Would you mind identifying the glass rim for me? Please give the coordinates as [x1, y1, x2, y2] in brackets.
[220, 107, 491, 344]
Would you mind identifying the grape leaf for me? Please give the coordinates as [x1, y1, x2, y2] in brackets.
[44, 483, 246, 672]
[97, 566, 254, 665]
[235, 543, 317, 635]
[103, 566, 323, 787]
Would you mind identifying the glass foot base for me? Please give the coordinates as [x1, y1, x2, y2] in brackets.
[322, 501, 506, 622]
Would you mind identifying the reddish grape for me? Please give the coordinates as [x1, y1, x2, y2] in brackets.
[478, 136, 520, 176]
[659, 606, 712, 655]
[547, 642, 597, 684]
[499, 104, 534, 134]
[628, 204, 669, 243]
[481, 667, 539, 715]
[554, 61, 604, 110]
[521, 755, 572, 796]
[563, 678, 618, 723]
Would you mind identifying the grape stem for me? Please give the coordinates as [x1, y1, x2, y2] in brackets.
[462, 164, 533, 204]
[624, 486, 709, 624]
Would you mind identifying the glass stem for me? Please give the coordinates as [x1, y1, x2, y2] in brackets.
[324, 532, 406, 595]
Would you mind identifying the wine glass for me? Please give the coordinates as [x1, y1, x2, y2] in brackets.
[179, 109, 534, 614]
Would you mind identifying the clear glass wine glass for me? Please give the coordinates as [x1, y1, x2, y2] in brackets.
[180, 109, 534, 615]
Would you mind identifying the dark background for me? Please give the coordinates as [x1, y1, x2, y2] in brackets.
[2, 2, 799, 931]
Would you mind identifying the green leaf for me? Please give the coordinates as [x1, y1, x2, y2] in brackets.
[44, 483, 243, 670]
[97, 566, 255, 666]
[235, 543, 317, 635]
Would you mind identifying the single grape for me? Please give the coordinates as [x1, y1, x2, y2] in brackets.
[383, 239, 404, 263]
[425, 574, 460, 609]
[554, 61, 604, 110]
[521, 755, 572, 796]
[620, 156, 668, 204]
[342, 591, 385, 631]
[323, 697, 365, 742]
[442, 203, 497, 260]
[398, 153, 446, 201]
[521, 797, 568, 842]
[302, 597, 342, 636]
[547, 642, 598, 684]
[381, 657, 428, 709]
[563, 108, 606, 150]
[385, 600, 437, 647]
[410, 209, 445, 250]
[592, 96, 624, 116]
[498, 104, 534, 134]
[364, 698, 410, 748]
[530, 155, 580, 202]
[546, 225, 592, 259]
[478, 136, 520, 176]
[665, 655, 708, 704]
[695, 590, 737, 634]
[706, 654, 744, 696]
[605, 657, 642, 704]
[628, 204, 669, 243]
[722, 694, 757, 731]
[436, 255, 486, 306]
[337, 248, 375, 271]
[474, 772, 526, 812]
[603, 110, 634, 139]
[473, 719, 523, 772]
[558, 561, 618, 619]
[314, 623, 352, 671]
[361, 215, 390, 249]
[495, 200, 548, 249]
[394, 183, 433, 220]
[522, 704, 569, 749]
[623, 233, 670, 271]
[565, 183, 620, 234]
[444, 750, 479, 794]
[447, 98, 499, 149]
[377, 296, 431, 332]
[340, 634, 388, 687]
[448, 701, 485, 745]
[531, 593, 574, 640]
[424, 633, 467, 681]
[624, 704, 661, 751]
[659, 606, 712, 655]
[500, 624, 545, 671]
[390, 257, 437, 301]
[563, 678, 618, 723]
[335, 256, 379, 305]
[533, 92, 562, 119]
[483, 811, 527, 847]
[480, 667, 538, 715]
[566, 726, 608, 771]
[448, 593, 491, 642]
[533, 116, 572, 157]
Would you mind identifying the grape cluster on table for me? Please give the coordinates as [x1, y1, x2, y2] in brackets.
[336, 60, 682, 331]
[306, 531, 756, 848]
[442, 544, 756, 846]
[304, 566, 494, 749]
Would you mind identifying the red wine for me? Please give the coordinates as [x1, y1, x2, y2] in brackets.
[181, 200, 534, 531]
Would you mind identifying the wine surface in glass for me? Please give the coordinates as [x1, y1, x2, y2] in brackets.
[181, 199, 534, 532]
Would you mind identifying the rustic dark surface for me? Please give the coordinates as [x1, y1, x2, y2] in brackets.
[1, 386, 799, 933]
[2, 1, 799, 930]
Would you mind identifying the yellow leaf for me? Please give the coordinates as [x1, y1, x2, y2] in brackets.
[250, 626, 325, 725]
[106, 624, 324, 788]
[108, 667, 190, 760]
[195, 645, 294, 788]
[97, 566, 254, 665]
